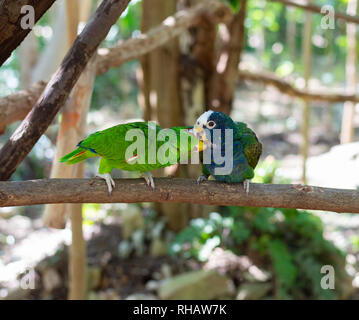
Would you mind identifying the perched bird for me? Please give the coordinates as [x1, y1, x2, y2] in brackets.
[193, 110, 262, 193]
[60, 122, 198, 194]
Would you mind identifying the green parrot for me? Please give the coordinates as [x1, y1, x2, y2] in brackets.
[192, 110, 262, 193]
[60, 122, 198, 194]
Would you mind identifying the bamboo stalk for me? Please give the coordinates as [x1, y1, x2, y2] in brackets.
[340, 0, 358, 144]
[301, 0, 313, 184]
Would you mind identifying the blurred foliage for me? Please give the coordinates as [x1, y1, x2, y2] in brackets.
[169, 159, 350, 299]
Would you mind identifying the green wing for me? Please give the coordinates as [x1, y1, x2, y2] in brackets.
[78, 122, 158, 160]
[235, 121, 262, 169]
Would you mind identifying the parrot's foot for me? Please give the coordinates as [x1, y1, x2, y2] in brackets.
[96, 173, 115, 195]
[243, 179, 250, 194]
[197, 175, 208, 184]
[142, 172, 155, 190]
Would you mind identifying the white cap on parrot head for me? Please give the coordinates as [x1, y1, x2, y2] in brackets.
[195, 110, 214, 127]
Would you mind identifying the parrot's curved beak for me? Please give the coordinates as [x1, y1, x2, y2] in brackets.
[194, 125, 205, 141]
[186, 127, 205, 152]
[194, 125, 210, 151]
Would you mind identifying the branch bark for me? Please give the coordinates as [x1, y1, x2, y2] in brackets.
[270, 0, 359, 25]
[0, 178, 358, 213]
[0, 0, 57, 67]
[0, 80, 47, 134]
[0, 0, 232, 133]
[239, 69, 359, 104]
[0, 0, 130, 180]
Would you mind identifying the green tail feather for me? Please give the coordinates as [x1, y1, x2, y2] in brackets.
[60, 147, 88, 165]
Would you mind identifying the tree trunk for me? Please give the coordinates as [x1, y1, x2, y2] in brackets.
[177, 0, 218, 222]
[68, 189, 87, 299]
[340, 0, 358, 144]
[68, 163, 87, 300]
[140, 0, 182, 127]
[68, 204, 87, 299]
[208, 0, 247, 115]
[141, 0, 188, 231]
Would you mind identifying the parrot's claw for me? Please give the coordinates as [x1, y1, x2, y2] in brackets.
[96, 173, 115, 195]
[197, 175, 208, 184]
[243, 179, 250, 195]
[142, 172, 155, 190]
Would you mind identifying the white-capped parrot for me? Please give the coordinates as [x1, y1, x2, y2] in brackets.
[193, 110, 262, 193]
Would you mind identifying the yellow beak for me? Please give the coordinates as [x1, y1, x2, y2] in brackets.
[194, 125, 208, 152]
[194, 125, 204, 140]
[198, 140, 205, 152]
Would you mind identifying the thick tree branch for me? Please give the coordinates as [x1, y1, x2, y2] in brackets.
[270, 0, 359, 25]
[0, 0, 231, 133]
[0, 0, 57, 67]
[0, 0, 130, 180]
[0, 178, 358, 214]
[239, 69, 359, 104]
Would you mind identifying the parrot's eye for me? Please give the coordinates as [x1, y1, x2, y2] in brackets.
[207, 120, 216, 129]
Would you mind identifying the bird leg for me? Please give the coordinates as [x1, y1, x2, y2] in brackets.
[197, 175, 208, 184]
[243, 179, 250, 194]
[142, 171, 155, 190]
[96, 173, 115, 195]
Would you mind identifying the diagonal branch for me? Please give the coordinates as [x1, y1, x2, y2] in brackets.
[0, 0, 130, 180]
[0, 178, 358, 213]
[239, 69, 359, 104]
[0, 0, 57, 67]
